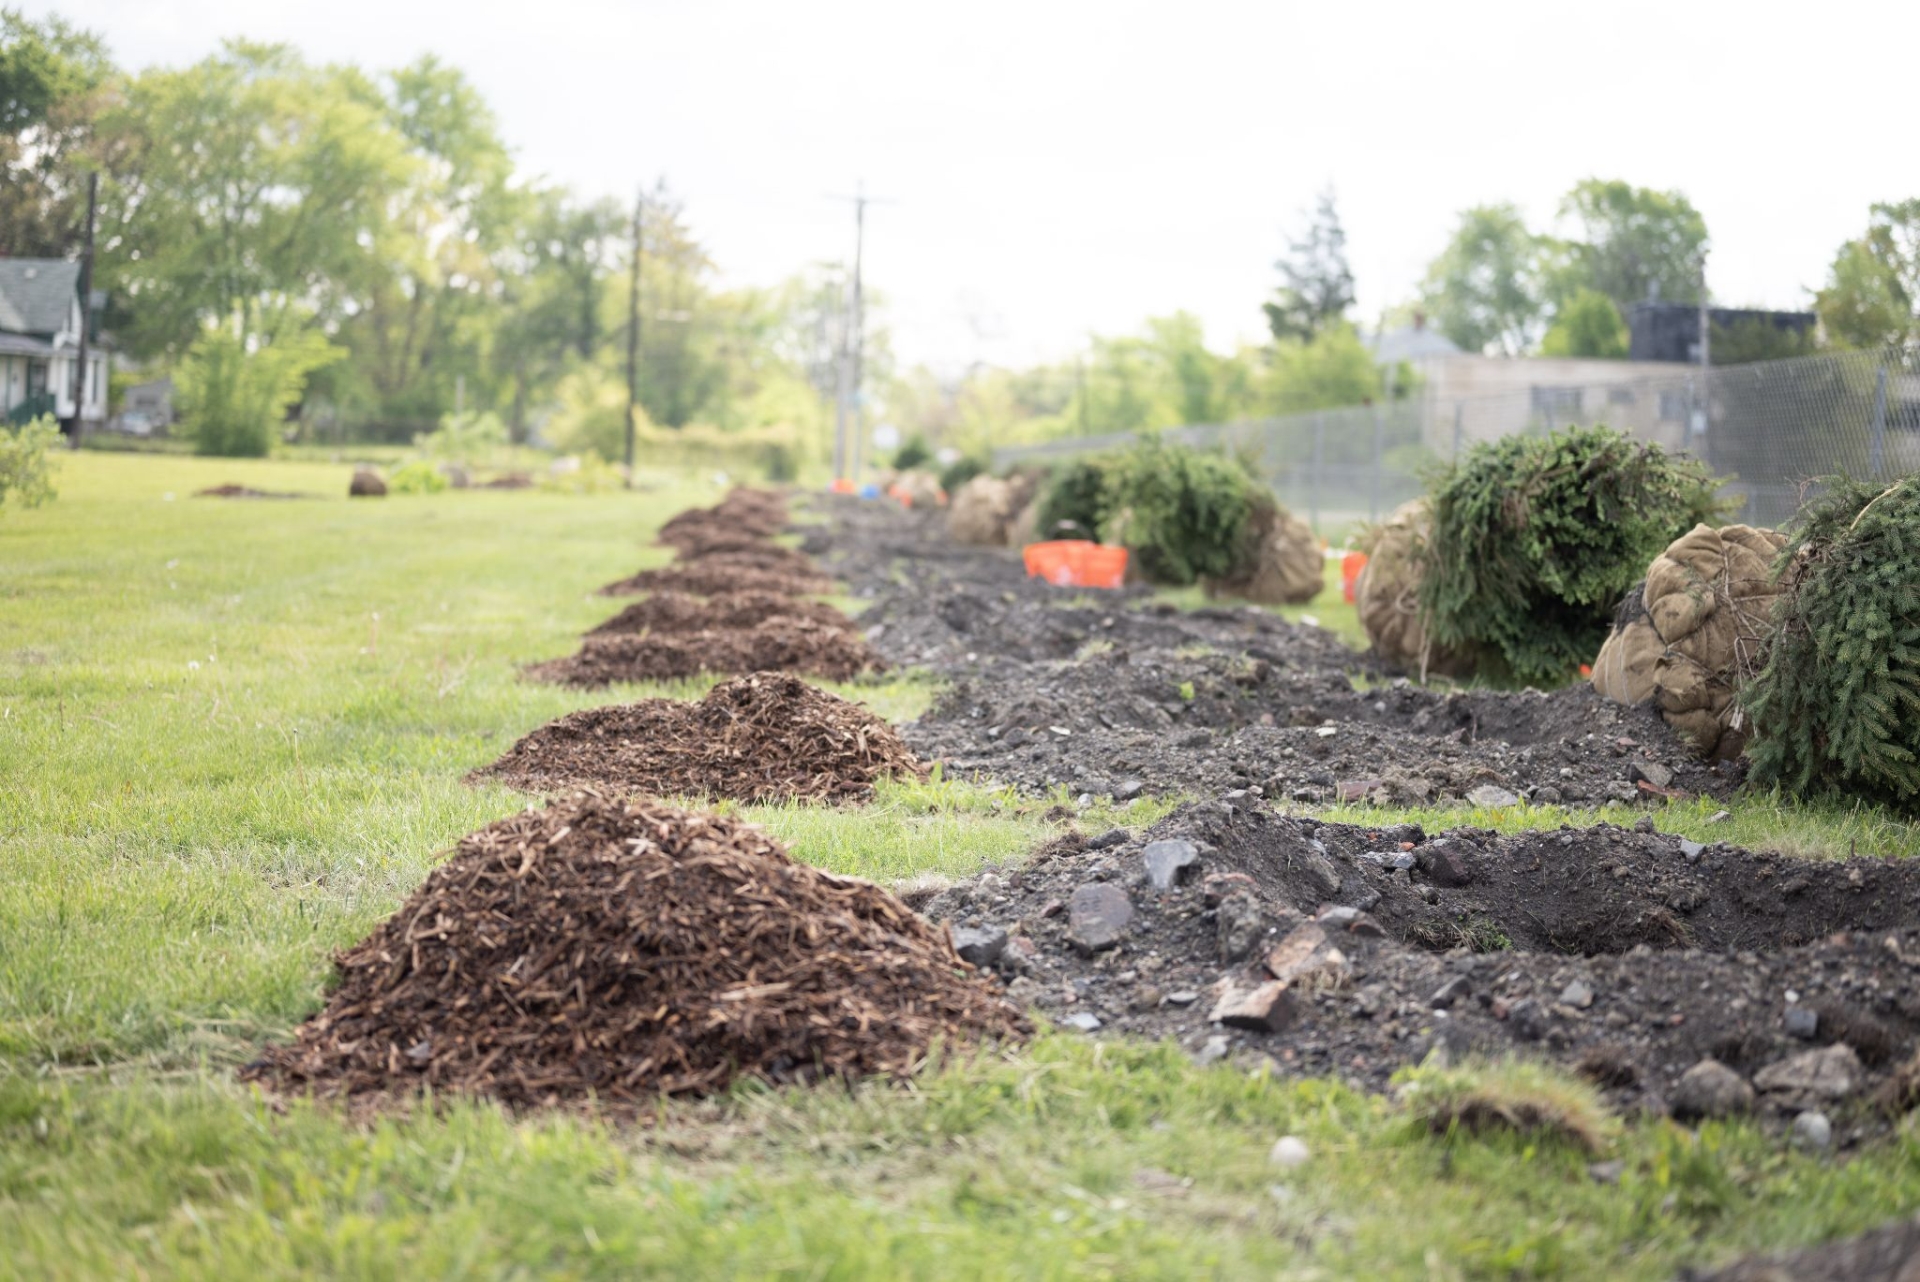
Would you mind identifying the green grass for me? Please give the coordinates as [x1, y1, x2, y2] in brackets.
[5, 453, 1920, 1280]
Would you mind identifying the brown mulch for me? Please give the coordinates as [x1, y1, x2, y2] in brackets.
[476, 671, 924, 802]
[658, 487, 789, 543]
[526, 619, 882, 687]
[481, 472, 534, 489]
[195, 484, 309, 500]
[241, 791, 1026, 1107]
[669, 541, 822, 577]
[600, 560, 834, 598]
[587, 590, 853, 638]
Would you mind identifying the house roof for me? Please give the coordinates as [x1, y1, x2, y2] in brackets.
[1367, 323, 1462, 365]
[0, 333, 55, 357]
[0, 259, 80, 336]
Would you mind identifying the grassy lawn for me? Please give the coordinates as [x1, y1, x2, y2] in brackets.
[4, 452, 1919, 1280]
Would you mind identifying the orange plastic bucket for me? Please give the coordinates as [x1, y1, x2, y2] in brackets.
[1341, 551, 1369, 603]
[1022, 540, 1129, 589]
[830, 477, 856, 494]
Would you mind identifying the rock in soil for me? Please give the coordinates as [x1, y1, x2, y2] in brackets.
[243, 791, 1024, 1107]
[476, 672, 923, 802]
[524, 620, 883, 687]
[916, 798, 1920, 1124]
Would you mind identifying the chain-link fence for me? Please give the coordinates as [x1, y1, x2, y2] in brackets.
[992, 345, 1920, 533]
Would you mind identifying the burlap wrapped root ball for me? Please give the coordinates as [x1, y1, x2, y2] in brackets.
[1590, 523, 1787, 759]
[891, 470, 945, 509]
[1203, 497, 1323, 605]
[1353, 498, 1472, 677]
[947, 474, 1036, 546]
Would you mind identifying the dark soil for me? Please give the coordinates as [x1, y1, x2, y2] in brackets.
[477, 672, 923, 802]
[600, 561, 833, 598]
[195, 484, 309, 500]
[1689, 1216, 1920, 1280]
[587, 590, 851, 638]
[242, 792, 1024, 1107]
[916, 796, 1920, 1138]
[524, 619, 883, 687]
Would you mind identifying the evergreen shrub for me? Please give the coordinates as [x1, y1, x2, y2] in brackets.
[1101, 436, 1258, 586]
[1034, 458, 1111, 540]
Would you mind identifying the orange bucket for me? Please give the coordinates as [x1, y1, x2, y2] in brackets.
[1341, 551, 1368, 603]
[830, 477, 856, 494]
[1023, 540, 1129, 589]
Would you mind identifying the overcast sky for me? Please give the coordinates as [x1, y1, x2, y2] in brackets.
[24, 0, 1920, 371]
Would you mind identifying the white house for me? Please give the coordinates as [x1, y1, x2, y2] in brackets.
[0, 259, 109, 429]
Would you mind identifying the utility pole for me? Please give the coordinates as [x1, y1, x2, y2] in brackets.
[1695, 251, 1711, 466]
[625, 185, 645, 485]
[68, 170, 97, 449]
[827, 184, 891, 482]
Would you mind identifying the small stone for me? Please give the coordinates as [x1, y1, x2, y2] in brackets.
[1467, 785, 1521, 809]
[1791, 1110, 1832, 1151]
[1419, 842, 1473, 888]
[1063, 1011, 1102, 1032]
[1390, 851, 1417, 871]
[1629, 760, 1675, 790]
[1784, 1006, 1820, 1040]
[1088, 827, 1129, 851]
[950, 924, 1009, 968]
[1671, 1058, 1755, 1120]
[1210, 979, 1295, 1033]
[1295, 843, 1344, 898]
[1113, 779, 1145, 801]
[1194, 1034, 1230, 1066]
[1049, 725, 1072, 737]
[1345, 914, 1388, 938]
[1165, 990, 1199, 1006]
[1679, 839, 1705, 861]
[1068, 883, 1134, 954]
[1143, 839, 1200, 891]
[1633, 816, 1656, 834]
[1754, 1045, 1862, 1102]
[1316, 906, 1360, 928]
[1558, 980, 1595, 1010]
[1429, 976, 1469, 1009]
[1505, 997, 1547, 1042]
[1315, 726, 1338, 738]
[1216, 889, 1267, 964]
[1201, 871, 1257, 906]
[1268, 1136, 1310, 1169]
[1265, 923, 1351, 988]
[1708, 809, 1732, 824]
[1587, 1159, 1625, 1185]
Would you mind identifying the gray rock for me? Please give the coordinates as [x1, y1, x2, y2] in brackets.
[1467, 784, 1521, 809]
[1419, 842, 1473, 888]
[1165, 990, 1199, 1006]
[1679, 839, 1705, 861]
[1587, 1159, 1625, 1185]
[1671, 1058, 1755, 1120]
[1210, 979, 1295, 1033]
[1605, 780, 1641, 804]
[1784, 1005, 1820, 1040]
[950, 924, 1009, 968]
[1558, 980, 1595, 1010]
[1629, 759, 1674, 790]
[1389, 851, 1417, 871]
[1505, 997, 1547, 1042]
[1316, 906, 1361, 928]
[1062, 1011, 1102, 1033]
[1216, 889, 1267, 963]
[1143, 839, 1200, 891]
[1068, 883, 1134, 954]
[1296, 844, 1344, 898]
[1429, 976, 1470, 1010]
[1754, 1044, 1862, 1102]
[1088, 827, 1129, 851]
[1264, 923, 1350, 988]
[1791, 1110, 1833, 1151]
[1194, 1034, 1230, 1066]
[1112, 778, 1145, 801]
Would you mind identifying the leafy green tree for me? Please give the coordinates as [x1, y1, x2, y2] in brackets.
[0, 9, 114, 257]
[1418, 204, 1545, 355]
[1815, 200, 1919, 350]
[1265, 324, 1383, 412]
[1539, 289, 1629, 358]
[175, 326, 344, 457]
[494, 187, 627, 440]
[1556, 179, 1709, 311]
[1263, 188, 1355, 343]
[0, 414, 59, 510]
[1709, 314, 1816, 364]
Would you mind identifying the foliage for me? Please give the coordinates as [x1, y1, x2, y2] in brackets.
[1710, 315, 1817, 365]
[1263, 187, 1355, 343]
[891, 433, 932, 471]
[1540, 289, 1630, 359]
[1398, 1057, 1617, 1155]
[1265, 323, 1386, 413]
[540, 365, 633, 462]
[937, 455, 986, 494]
[1419, 203, 1545, 356]
[1745, 477, 1920, 811]
[1815, 200, 1919, 350]
[386, 460, 449, 495]
[762, 441, 798, 482]
[1100, 436, 1257, 586]
[1034, 458, 1111, 539]
[0, 9, 114, 257]
[1420, 424, 1725, 685]
[413, 410, 508, 466]
[174, 327, 344, 458]
[1555, 179, 1709, 312]
[538, 451, 624, 494]
[0, 413, 59, 511]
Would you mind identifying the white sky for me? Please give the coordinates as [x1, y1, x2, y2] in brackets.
[25, 0, 1920, 372]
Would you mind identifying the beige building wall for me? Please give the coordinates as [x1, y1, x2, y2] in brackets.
[1411, 354, 1703, 454]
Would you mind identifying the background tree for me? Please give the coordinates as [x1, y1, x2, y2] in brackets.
[1539, 288, 1629, 358]
[1815, 200, 1919, 350]
[1418, 203, 1544, 355]
[1263, 187, 1355, 342]
[0, 9, 114, 257]
[1556, 178, 1709, 312]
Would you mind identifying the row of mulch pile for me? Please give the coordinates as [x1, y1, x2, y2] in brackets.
[244, 791, 1025, 1109]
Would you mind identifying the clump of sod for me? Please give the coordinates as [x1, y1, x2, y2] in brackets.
[1398, 1058, 1617, 1155]
[1743, 476, 1920, 811]
[1420, 424, 1724, 686]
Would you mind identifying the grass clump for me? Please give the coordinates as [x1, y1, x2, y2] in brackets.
[1744, 476, 1920, 812]
[1420, 424, 1725, 685]
[1399, 1057, 1618, 1155]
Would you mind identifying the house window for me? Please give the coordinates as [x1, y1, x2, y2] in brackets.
[1531, 386, 1583, 419]
[1607, 387, 1636, 405]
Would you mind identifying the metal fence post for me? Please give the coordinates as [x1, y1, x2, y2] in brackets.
[1452, 401, 1463, 461]
[1682, 376, 1694, 453]
[1369, 402, 1382, 522]
[1870, 366, 1889, 477]
[1311, 413, 1323, 532]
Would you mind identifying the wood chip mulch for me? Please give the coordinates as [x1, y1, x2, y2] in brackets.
[586, 590, 853, 638]
[476, 671, 924, 802]
[241, 791, 1026, 1108]
[657, 487, 789, 543]
[525, 619, 883, 687]
[599, 560, 833, 598]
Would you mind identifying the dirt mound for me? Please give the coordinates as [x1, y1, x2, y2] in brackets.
[917, 796, 1920, 1120]
[348, 468, 386, 498]
[600, 561, 833, 598]
[479, 672, 923, 801]
[195, 484, 309, 500]
[1692, 1216, 1920, 1281]
[242, 792, 1024, 1107]
[658, 487, 788, 545]
[668, 541, 822, 577]
[1591, 523, 1787, 759]
[481, 472, 533, 489]
[1203, 500, 1323, 605]
[526, 619, 883, 687]
[587, 590, 851, 637]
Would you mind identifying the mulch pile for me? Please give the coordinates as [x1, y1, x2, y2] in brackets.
[658, 486, 789, 545]
[600, 561, 833, 598]
[588, 590, 851, 637]
[478, 672, 924, 801]
[242, 791, 1026, 1107]
[195, 484, 308, 500]
[526, 620, 882, 687]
